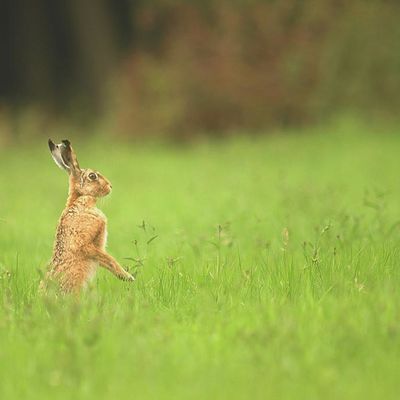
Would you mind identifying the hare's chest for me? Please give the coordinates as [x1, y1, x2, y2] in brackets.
[91, 208, 108, 249]
[100, 226, 108, 250]
[92, 207, 107, 222]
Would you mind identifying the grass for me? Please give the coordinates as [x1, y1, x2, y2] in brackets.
[0, 124, 400, 399]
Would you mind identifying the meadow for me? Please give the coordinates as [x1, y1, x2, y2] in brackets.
[0, 122, 400, 399]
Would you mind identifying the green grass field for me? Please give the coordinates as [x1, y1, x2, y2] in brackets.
[1, 124, 400, 399]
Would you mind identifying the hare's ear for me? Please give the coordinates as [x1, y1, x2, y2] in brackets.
[48, 139, 81, 176]
[60, 140, 81, 175]
[48, 139, 70, 172]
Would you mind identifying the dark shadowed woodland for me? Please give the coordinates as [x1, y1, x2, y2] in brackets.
[0, 0, 399, 140]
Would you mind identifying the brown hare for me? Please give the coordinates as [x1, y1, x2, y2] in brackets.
[41, 139, 134, 294]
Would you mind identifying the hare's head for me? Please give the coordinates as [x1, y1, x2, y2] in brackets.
[48, 139, 112, 198]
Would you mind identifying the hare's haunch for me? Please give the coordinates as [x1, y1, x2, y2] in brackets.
[41, 139, 134, 293]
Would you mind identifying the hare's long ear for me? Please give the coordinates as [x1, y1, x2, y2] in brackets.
[49, 139, 70, 171]
[60, 140, 81, 175]
[48, 139, 81, 176]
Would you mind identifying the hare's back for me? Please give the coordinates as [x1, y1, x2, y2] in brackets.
[56, 208, 104, 247]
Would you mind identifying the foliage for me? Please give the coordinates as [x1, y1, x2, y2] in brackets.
[108, 0, 400, 135]
[1, 1, 400, 138]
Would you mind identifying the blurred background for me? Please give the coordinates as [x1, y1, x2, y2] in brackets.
[0, 0, 399, 143]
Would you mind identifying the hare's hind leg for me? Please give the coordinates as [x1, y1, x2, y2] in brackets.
[58, 261, 96, 294]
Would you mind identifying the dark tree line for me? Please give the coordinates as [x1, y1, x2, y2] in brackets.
[0, 0, 134, 109]
[0, 1, 399, 136]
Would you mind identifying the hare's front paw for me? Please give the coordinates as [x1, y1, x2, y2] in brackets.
[122, 272, 135, 282]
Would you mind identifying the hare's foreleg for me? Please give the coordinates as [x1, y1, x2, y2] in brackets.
[86, 245, 134, 281]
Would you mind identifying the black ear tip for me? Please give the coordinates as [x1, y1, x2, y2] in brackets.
[61, 139, 71, 147]
[48, 139, 55, 150]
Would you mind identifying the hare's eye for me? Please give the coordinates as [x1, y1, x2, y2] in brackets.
[89, 172, 98, 180]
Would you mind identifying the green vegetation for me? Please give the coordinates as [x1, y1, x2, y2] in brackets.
[1, 124, 400, 399]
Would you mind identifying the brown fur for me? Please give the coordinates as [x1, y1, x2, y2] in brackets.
[41, 140, 134, 294]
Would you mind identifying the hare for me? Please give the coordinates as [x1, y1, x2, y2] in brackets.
[41, 139, 134, 294]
